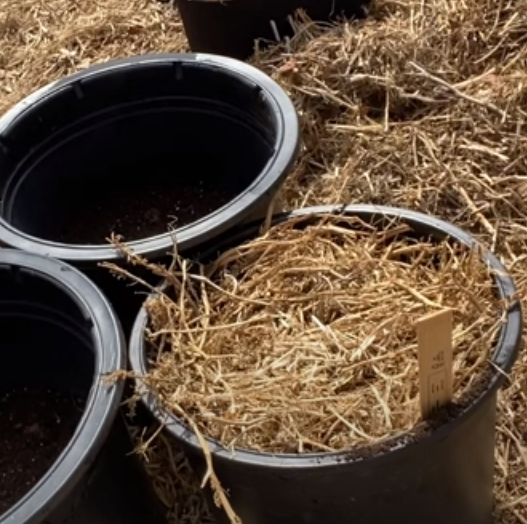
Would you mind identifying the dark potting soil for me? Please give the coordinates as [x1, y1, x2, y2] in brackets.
[0, 388, 83, 515]
[56, 184, 237, 244]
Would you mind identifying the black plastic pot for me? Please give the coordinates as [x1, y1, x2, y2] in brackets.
[129, 204, 522, 524]
[0, 249, 166, 524]
[176, 0, 371, 60]
[0, 53, 299, 333]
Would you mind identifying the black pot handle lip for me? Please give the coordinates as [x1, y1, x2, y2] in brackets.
[0, 248, 126, 524]
[128, 204, 522, 468]
[0, 53, 299, 138]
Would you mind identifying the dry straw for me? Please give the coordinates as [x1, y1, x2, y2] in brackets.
[3, 0, 527, 521]
[135, 214, 505, 455]
[130, 426, 215, 524]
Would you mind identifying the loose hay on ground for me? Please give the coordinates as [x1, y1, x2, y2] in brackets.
[138, 215, 506, 454]
[131, 427, 214, 524]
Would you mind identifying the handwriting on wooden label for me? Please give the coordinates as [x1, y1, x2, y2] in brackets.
[416, 309, 453, 419]
[428, 370, 448, 412]
[431, 350, 445, 370]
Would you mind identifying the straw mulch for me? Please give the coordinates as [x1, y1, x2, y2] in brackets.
[2, 0, 527, 522]
[140, 216, 505, 454]
[0, 0, 186, 115]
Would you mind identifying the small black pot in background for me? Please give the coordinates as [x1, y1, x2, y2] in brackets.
[129, 205, 522, 524]
[0, 249, 165, 524]
[176, 0, 371, 60]
[0, 53, 299, 334]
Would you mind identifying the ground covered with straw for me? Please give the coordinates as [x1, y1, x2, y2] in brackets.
[2, 0, 527, 522]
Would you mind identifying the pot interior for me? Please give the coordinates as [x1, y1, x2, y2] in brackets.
[0, 61, 278, 245]
[0, 266, 95, 516]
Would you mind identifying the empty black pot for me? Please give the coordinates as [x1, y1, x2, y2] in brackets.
[0, 53, 299, 332]
[129, 204, 522, 524]
[0, 249, 166, 524]
[176, 0, 371, 60]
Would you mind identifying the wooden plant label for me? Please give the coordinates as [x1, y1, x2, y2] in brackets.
[416, 309, 454, 419]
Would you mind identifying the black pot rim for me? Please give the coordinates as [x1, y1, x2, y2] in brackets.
[0, 249, 125, 524]
[0, 53, 299, 263]
[129, 204, 523, 468]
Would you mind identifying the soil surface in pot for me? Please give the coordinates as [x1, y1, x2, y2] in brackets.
[56, 185, 236, 244]
[0, 387, 83, 515]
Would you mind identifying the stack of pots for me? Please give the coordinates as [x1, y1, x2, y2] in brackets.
[0, 53, 299, 524]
